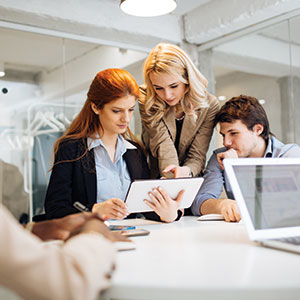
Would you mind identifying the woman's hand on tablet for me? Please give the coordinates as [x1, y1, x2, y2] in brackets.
[144, 187, 185, 222]
[92, 198, 128, 220]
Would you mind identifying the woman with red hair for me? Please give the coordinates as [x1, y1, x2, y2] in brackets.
[45, 68, 183, 222]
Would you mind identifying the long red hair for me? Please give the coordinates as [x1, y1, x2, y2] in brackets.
[53, 68, 141, 160]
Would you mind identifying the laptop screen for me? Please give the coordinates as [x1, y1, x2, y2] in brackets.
[232, 164, 300, 230]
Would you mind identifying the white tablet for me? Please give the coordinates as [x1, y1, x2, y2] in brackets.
[125, 177, 203, 213]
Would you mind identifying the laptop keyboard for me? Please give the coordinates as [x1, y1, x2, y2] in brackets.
[276, 236, 300, 245]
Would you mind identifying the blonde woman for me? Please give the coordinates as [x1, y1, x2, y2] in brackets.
[139, 43, 220, 179]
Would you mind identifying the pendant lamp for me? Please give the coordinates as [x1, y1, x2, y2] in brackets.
[120, 0, 177, 17]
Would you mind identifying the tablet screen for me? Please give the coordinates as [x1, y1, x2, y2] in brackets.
[125, 177, 203, 213]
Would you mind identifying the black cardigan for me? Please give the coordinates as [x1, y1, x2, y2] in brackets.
[45, 138, 165, 221]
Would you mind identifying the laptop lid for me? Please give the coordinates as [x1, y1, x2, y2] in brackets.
[224, 158, 300, 241]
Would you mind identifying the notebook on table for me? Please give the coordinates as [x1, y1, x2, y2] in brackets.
[224, 157, 300, 254]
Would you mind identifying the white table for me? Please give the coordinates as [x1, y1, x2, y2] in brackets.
[101, 216, 300, 300]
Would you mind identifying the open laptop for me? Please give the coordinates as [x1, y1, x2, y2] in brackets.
[224, 158, 300, 254]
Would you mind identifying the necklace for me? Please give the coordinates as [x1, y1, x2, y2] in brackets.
[175, 114, 185, 121]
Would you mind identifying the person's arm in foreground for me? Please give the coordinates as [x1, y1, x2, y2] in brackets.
[31, 211, 106, 241]
[0, 205, 116, 300]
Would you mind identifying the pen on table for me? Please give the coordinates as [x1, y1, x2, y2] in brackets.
[73, 201, 110, 227]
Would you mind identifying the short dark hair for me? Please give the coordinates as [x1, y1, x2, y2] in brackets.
[214, 95, 270, 142]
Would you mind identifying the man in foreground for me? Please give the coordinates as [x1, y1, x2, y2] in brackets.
[191, 95, 300, 222]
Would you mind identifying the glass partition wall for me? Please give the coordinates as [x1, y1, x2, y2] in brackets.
[0, 28, 94, 220]
[213, 14, 300, 147]
[0, 27, 146, 220]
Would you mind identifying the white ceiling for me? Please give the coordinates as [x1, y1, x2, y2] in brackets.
[1, 14, 299, 83]
[162, 0, 212, 16]
[1, 0, 299, 49]
[0, 0, 216, 80]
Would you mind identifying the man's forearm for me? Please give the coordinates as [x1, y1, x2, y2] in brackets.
[200, 198, 223, 215]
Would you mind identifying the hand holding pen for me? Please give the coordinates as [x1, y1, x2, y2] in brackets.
[73, 202, 130, 242]
[91, 198, 129, 220]
[73, 201, 135, 231]
[73, 201, 110, 226]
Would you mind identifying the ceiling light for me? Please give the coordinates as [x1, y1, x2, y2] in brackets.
[0, 62, 5, 77]
[120, 0, 177, 17]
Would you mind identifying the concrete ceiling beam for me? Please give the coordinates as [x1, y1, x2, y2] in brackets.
[184, 0, 300, 45]
[213, 34, 300, 77]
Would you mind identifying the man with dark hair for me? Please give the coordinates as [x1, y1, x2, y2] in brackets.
[191, 95, 300, 222]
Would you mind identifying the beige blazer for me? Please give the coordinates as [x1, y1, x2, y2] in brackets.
[0, 204, 116, 300]
[139, 93, 220, 178]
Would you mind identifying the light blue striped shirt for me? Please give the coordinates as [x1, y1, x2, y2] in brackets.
[87, 135, 136, 203]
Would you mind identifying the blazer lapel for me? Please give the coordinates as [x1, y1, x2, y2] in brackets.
[82, 149, 97, 205]
[162, 107, 176, 142]
[124, 149, 140, 179]
[179, 110, 202, 155]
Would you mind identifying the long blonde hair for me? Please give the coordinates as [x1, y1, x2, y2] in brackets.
[140, 43, 209, 126]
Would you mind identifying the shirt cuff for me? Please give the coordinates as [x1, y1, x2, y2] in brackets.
[175, 209, 183, 221]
